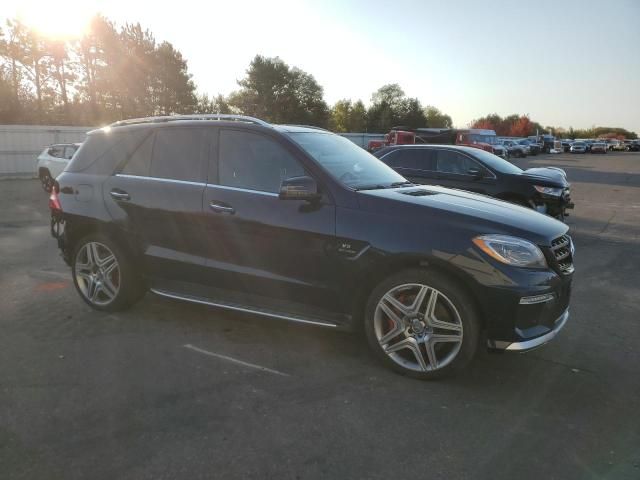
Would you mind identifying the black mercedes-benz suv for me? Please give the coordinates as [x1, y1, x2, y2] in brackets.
[49, 115, 574, 379]
[373, 144, 574, 220]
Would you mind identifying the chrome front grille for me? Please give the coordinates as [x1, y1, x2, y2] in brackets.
[550, 234, 574, 274]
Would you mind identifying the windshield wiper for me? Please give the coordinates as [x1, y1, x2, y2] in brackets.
[354, 181, 414, 191]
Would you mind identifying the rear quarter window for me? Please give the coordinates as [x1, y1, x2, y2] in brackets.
[66, 128, 149, 175]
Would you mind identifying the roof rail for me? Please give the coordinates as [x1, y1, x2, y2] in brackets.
[281, 124, 331, 132]
[109, 114, 271, 128]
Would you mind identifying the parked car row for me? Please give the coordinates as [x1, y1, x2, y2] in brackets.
[561, 138, 639, 153]
[499, 139, 530, 158]
[496, 136, 568, 156]
[47, 114, 574, 379]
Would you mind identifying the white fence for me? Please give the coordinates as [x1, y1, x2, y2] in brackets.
[0, 125, 92, 178]
[0, 125, 384, 178]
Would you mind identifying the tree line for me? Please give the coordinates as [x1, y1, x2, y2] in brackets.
[0, 15, 451, 131]
[1, 15, 635, 139]
[471, 113, 637, 140]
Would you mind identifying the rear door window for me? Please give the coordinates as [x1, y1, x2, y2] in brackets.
[150, 128, 207, 182]
[218, 130, 305, 193]
[122, 132, 154, 176]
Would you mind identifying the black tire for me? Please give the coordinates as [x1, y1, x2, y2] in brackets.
[71, 233, 146, 312]
[39, 169, 54, 193]
[364, 269, 480, 380]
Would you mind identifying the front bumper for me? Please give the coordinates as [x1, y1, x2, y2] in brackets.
[467, 258, 573, 349]
[487, 309, 569, 351]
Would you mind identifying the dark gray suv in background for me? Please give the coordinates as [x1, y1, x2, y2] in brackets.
[49, 115, 574, 379]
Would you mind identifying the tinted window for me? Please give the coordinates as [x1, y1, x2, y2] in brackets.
[436, 151, 477, 175]
[150, 128, 206, 182]
[66, 129, 146, 175]
[219, 130, 305, 193]
[122, 132, 153, 176]
[385, 149, 435, 170]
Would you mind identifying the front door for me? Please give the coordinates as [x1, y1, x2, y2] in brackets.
[201, 128, 339, 314]
[381, 148, 438, 185]
[434, 149, 495, 194]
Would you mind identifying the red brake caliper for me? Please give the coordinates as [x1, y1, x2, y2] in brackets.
[387, 292, 408, 332]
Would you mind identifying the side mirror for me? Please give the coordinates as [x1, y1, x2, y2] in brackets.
[279, 176, 321, 201]
[467, 168, 483, 179]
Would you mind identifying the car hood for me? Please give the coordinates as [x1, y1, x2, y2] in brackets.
[357, 185, 568, 244]
[520, 167, 568, 186]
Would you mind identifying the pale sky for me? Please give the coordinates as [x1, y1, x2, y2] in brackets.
[4, 0, 640, 132]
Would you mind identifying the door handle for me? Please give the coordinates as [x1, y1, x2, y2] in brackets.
[209, 202, 235, 214]
[110, 189, 130, 201]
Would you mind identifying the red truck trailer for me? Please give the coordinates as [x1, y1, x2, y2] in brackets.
[368, 127, 508, 158]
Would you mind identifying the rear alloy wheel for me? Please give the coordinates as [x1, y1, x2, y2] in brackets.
[75, 242, 121, 307]
[72, 234, 145, 311]
[39, 170, 54, 193]
[365, 270, 479, 379]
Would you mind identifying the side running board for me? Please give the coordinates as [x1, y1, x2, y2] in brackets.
[150, 288, 339, 328]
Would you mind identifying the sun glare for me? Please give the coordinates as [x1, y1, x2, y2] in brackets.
[16, 1, 95, 39]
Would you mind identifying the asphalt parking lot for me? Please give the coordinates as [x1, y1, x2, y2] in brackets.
[1, 152, 639, 480]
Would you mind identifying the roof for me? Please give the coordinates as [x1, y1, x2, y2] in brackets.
[273, 125, 330, 134]
[88, 115, 331, 136]
[381, 144, 491, 155]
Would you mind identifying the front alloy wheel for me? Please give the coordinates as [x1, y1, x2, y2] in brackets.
[365, 270, 479, 379]
[75, 242, 121, 306]
[374, 284, 463, 372]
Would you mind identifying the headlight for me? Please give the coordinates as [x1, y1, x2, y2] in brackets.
[472, 234, 547, 268]
[534, 185, 563, 196]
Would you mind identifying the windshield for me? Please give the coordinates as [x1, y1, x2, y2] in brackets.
[287, 132, 407, 190]
[469, 148, 523, 174]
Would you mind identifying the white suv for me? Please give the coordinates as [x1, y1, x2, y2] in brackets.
[36, 143, 81, 192]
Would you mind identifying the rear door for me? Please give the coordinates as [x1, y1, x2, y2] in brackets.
[104, 126, 210, 284]
[201, 128, 339, 314]
[434, 149, 495, 194]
